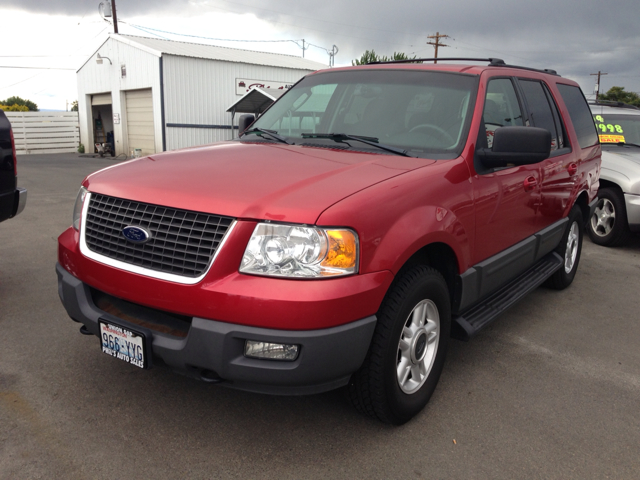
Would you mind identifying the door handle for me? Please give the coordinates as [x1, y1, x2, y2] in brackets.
[568, 163, 578, 176]
[523, 176, 537, 191]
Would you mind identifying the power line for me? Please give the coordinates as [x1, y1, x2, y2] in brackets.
[0, 66, 76, 70]
[123, 22, 336, 60]
[0, 72, 44, 90]
[127, 23, 300, 44]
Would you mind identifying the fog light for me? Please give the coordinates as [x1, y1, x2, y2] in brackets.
[244, 340, 299, 361]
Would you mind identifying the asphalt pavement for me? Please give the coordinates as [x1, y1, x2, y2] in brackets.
[1, 153, 639, 479]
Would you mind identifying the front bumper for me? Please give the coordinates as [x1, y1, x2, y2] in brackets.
[625, 193, 640, 232]
[56, 263, 377, 395]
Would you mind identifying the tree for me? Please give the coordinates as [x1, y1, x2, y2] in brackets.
[599, 86, 640, 107]
[71, 100, 78, 112]
[352, 50, 420, 66]
[0, 96, 38, 111]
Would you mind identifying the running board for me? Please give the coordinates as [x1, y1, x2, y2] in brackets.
[452, 252, 563, 340]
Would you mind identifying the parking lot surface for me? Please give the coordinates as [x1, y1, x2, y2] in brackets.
[1, 153, 639, 479]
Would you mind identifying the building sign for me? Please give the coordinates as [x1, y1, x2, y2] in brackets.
[113, 113, 120, 124]
[236, 79, 292, 96]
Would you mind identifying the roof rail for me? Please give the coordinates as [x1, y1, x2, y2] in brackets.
[588, 100, 640, 110]
[368, 57, 503, 65]
[366, 57, 560, 76]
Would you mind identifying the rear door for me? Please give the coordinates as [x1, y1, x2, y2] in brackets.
[516, 78, 574, 227]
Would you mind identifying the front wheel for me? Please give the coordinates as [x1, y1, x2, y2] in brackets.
[588, 187, 630, 247]
[347, 266, 451, 424]
[545, 205, 583, 290]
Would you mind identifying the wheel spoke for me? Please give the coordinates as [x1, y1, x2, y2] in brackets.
[403, 326, 413, 339]
[411, 363, 425, 383]
[398, 338, 411, 352]
[424, 320, 437, 336]
[411, 303, 426, 327]
[397, 357, 411, 385]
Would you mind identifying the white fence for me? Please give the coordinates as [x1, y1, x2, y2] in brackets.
[5, 111, 80, 155]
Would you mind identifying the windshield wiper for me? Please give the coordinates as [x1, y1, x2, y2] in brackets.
[241, 128, 292, 145]
[616, 141, 640, 148]
[301, 133, 415, 157]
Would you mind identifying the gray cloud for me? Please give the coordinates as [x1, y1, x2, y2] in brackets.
[6, 0, 640, 93]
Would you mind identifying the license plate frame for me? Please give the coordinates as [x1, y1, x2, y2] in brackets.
[98, 320, 150, 369]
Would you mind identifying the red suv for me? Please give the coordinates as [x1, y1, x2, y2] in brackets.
[57, 58, 600, 424]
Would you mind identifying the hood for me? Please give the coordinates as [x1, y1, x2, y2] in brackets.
[85, 141, 436, 224]
[601, 145, 640, 167]
[600, 146, 640, 194]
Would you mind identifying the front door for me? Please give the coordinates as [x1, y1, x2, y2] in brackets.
[472, 77, 542, 263]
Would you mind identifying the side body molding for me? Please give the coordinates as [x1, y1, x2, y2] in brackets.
[454, 217, 568, 314]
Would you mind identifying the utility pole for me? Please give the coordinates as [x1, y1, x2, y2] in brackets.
[329, 45, 339, 67]
[111, 0, 119, 34]
[590, 71, 608, 100]
[427, 32, 450, 63]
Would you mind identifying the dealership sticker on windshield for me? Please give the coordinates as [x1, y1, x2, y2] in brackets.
[599, 134, 625, 143]
[99, 321, 147, 368]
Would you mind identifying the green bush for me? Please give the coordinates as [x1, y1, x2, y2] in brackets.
[0, 104, 30, 112]
[78, 143, 85, 154]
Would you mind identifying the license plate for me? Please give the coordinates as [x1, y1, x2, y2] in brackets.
[99, 321, 147, 369]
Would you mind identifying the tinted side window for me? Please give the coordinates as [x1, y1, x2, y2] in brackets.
[557, 84, 599, 148]
[519, 79, 563, 151]
[543, 84, 567, 150]
[483, 78, 524, 148]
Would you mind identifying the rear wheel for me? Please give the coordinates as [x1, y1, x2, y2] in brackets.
[546, 205, 583, 290]
[347, 265, 450, 424]
[589, 187, 630, 247]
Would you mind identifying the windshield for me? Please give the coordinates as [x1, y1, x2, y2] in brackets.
[592, 113, 640, 145]
[248, 69, 478, 157]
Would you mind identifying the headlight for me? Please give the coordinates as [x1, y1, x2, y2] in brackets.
[72, 186, 88, 230]
[240, 223, 358, 278]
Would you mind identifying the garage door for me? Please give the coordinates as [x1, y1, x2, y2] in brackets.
[91, 93, 112, 106]
[125, 89, 155, 156]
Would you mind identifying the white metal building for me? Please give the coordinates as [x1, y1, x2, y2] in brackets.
[76, 34, 327, 157]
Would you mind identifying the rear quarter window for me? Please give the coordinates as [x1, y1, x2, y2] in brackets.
[556, 84, 599, 149]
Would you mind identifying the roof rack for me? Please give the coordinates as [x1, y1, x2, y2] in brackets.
[367, 57, 560, 76]
[588, 100, 640, 110]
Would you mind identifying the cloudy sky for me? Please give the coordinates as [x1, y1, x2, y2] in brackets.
[2, 0, 639, 110]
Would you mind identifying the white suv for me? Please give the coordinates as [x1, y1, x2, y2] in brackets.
[589, 101, 640, 246]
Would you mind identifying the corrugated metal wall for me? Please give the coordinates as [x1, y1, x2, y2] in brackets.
[78, 38, 320, 155]
[77, 39, 162, 156]
[163, 55, 314, 150]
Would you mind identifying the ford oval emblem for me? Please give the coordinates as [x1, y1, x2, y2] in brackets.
[122, 226, 151, 244]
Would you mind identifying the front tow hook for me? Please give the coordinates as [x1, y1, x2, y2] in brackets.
[79, 325, 93, 335]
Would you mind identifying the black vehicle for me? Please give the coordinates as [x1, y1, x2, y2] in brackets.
[0, 110, 27, 222]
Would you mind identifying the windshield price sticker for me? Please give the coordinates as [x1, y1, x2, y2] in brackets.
[594, 115, 625, 140]
[599, 134, 625, 143]
[99, 321, 146, 368]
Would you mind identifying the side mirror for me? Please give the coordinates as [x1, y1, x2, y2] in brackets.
[479, 126, 551, 168]
[238, 114, 255, 135]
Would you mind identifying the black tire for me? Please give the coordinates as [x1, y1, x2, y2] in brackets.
[346, 265, 451, 425]
[545, 205, 583, 290]
[588, 187, 630, 247]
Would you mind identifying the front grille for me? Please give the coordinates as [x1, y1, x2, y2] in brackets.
[84, 193, 234, 278]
